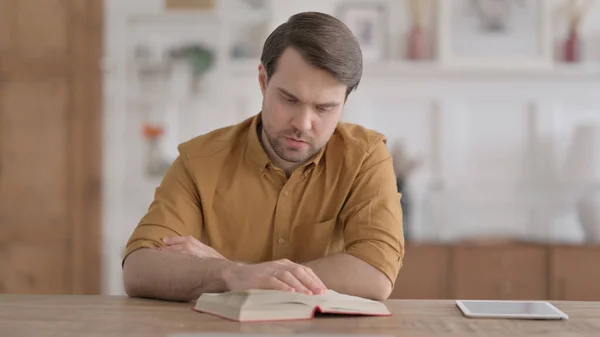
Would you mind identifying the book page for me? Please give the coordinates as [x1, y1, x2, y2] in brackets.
[316, 290, 391, 315]
[318, 290, 379, 303]
[242, 290, 389, 315]
[246, 290, 374, 308]
[241, 289, 384, 307]
[228, 290, 356, 309]
[243, 290, 319, 308]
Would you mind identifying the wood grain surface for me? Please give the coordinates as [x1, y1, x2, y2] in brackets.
[1, 295, 599, 337]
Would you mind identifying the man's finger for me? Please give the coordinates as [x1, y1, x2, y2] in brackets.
[265, 276, 295, 292]
[302, 267, 327, 294]
[276, 270, 311, 295]
[291, 266, 325, 295]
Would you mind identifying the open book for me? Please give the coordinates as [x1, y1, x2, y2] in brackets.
[193, 289, 391, 322]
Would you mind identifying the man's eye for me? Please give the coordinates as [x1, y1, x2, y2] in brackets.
[284, 96, 297, 103]
[316, 106, 331, 113]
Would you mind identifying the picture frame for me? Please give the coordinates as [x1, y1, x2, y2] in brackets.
[336, 2, 389, 62]
[438, 0, 553, 69]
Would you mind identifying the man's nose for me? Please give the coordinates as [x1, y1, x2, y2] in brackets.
[291, 108, 312, 132]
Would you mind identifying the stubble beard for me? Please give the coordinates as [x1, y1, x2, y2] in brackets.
[263, 126, 318, 164]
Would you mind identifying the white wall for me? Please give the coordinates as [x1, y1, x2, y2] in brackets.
[102, 0, 600, 295]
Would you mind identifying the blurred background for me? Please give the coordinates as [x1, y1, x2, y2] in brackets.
[1, 0, 600, 301]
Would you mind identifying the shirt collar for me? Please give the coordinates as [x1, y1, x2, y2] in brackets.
[246, 113, 326, 172]
[246, 113, 271, 171]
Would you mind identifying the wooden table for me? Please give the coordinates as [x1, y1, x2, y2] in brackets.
[1, 295, 600, 337]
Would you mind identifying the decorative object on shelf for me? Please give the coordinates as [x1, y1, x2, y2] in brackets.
[558, 0, 595, 63]
[131, 42, 214, 179]
[563, 25, 581, 63]
[169, 44, 215, 92]
[132, 43, 172, 97]
[336, 2, 388, 62]
[438, 0, 553, 69]
[407, 0, 433, 60]
[468, 0, 524, 32]
[126, 13, 221, 180]
[563, 123, 600, 242]
[142, 123, 172, 178]
[230, 43, 254, 59]
[390, 140, 423, 241]
[165, 0, 215, 10]
[128, 11, 219, 95]
[133, 42, 215, 93]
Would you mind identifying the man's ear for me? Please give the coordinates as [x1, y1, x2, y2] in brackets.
[258, 64, 268, 96]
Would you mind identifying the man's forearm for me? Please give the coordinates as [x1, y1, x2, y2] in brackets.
[123, 248, 237, 302]
[303, 253, 392, 301]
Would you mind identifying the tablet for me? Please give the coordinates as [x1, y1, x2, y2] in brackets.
[456, 300, 569, 320]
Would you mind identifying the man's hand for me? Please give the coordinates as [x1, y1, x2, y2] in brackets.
[222, 259, 327, 296]
[160, 236, 327, 295]
[160, 236, 225, 260]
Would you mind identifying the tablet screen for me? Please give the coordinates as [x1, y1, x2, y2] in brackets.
[458, 300, 566, 318]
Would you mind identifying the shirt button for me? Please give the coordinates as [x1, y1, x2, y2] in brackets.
[283, 190, 289, 196]
[277, 237, 285, 244]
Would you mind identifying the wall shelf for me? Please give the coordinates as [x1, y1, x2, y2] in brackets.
[364, 62, 600, 80]
[226, 58, 600, 80]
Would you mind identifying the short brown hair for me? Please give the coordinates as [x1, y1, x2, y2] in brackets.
[260, 11, 363, 97]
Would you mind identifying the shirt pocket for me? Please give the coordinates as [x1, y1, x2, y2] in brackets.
[292, 217, 344, 262]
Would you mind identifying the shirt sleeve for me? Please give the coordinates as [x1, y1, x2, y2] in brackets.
[123, 154, 203, 264]
[340, 138, 405, 287]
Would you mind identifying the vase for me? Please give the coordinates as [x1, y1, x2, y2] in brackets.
[577, 188, 600, 242]
[407, 25, 428, 60]
[563, 26, 581, 63]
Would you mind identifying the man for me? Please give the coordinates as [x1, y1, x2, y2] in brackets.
[123, 11, 404, 302]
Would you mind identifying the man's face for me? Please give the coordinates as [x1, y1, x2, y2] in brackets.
[258, 47, 346, 164]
